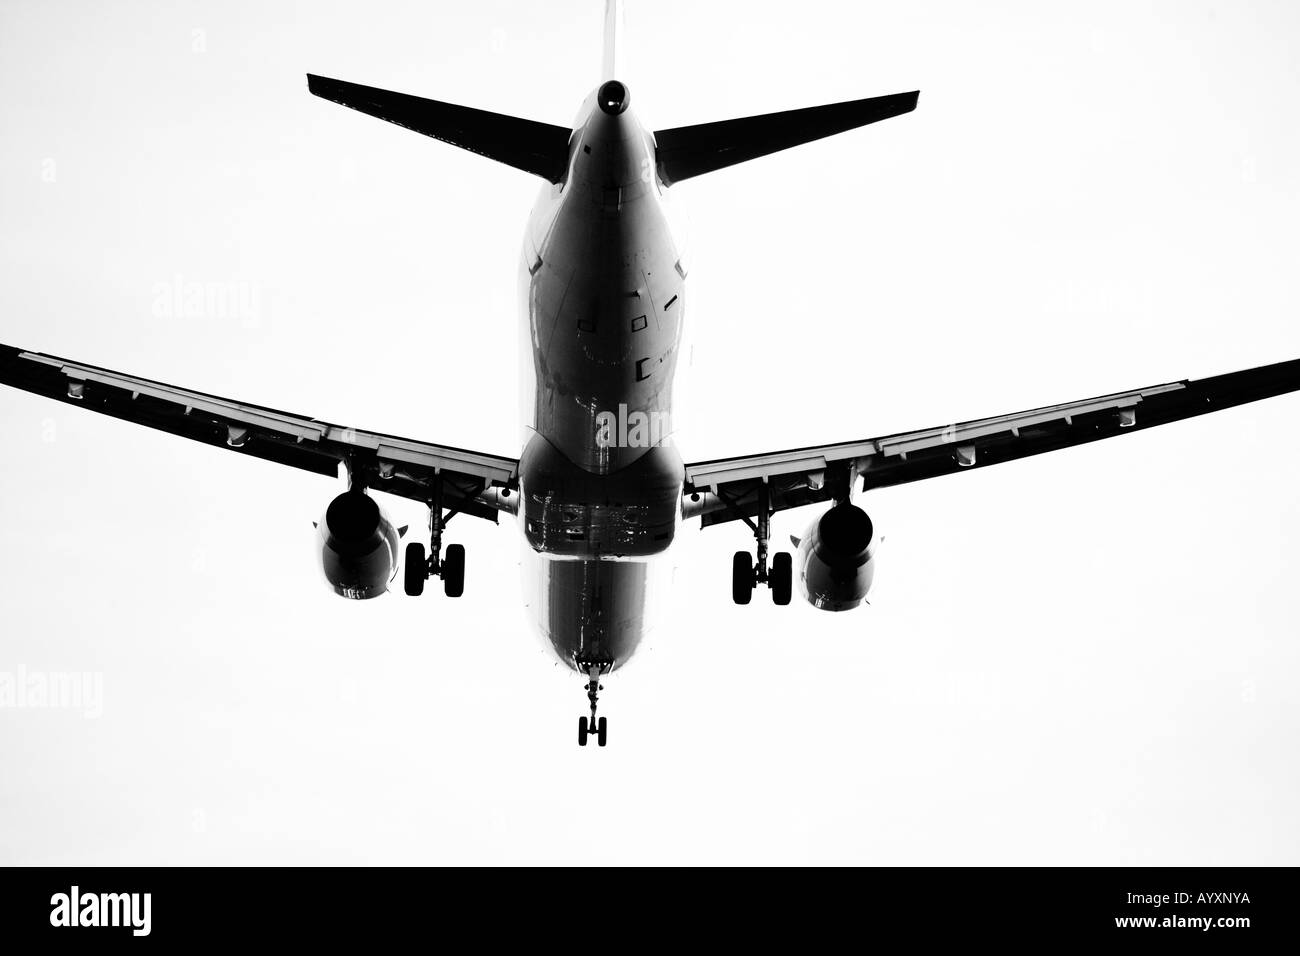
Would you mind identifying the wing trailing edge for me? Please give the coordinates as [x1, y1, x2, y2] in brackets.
[0, 343, 519, 521]
[684, 356, 1300, 528]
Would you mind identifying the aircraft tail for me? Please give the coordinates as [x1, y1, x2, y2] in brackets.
[653, 90, 919, 186]
[306, 74, 572, 183]
[602, 0, 624, 81]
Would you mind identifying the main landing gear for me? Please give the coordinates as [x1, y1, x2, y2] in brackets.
[577, 664, 608, 747]
[730, 483, 792, 606]
[404, 478, 467, 598]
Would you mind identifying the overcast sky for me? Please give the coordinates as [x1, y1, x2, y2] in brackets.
[1, 0, 1298, 864]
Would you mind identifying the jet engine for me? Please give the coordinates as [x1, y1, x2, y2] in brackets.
[318, 490, 400, 599]
[797, 502, 877, 611]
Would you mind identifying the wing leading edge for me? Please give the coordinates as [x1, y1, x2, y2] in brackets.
[0, 345, 518, 522]
[683, 357, 1300, 528]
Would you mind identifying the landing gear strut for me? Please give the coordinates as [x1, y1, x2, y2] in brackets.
[404, 476, 467, 597]
[730, 482, 791, 605]
[577, 664, 608, 747]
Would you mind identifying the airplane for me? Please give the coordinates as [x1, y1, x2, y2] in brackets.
[3, 1, 1300, 747]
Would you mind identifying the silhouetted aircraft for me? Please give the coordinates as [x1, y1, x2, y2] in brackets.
[5, 2, 1299, 745]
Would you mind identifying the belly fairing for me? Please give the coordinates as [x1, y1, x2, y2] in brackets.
[519, 431, 683, 558]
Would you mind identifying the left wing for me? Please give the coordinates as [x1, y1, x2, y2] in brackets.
[0, 344, 517, 521]
[683, 357, 1300, 528]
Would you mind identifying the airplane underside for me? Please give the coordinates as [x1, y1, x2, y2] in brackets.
[3, 2, 1299, 749]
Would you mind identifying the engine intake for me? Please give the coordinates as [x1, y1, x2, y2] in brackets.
[797, 502, 876, 611]
[318, 491, 399, 600]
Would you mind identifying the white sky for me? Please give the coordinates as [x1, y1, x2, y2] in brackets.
[1, 0, 1298, 864]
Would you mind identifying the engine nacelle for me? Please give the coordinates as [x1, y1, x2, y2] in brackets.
[797, 502, 877, 611]
[318, 491, 400, 600]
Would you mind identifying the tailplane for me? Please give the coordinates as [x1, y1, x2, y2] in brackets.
[306, 74, 572, 183]
[654, 90, 919, 186]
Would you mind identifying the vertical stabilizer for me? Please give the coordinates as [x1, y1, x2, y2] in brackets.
[602, 0, 624, 81]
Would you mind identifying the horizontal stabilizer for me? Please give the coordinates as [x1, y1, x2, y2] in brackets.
[307, 74, 572, 182]
[654, 90, 919, 186]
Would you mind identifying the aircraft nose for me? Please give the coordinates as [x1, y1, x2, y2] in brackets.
[597, 80, 630, 115]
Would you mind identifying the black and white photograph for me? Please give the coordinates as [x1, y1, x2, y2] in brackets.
[0, 0, 1296, 930]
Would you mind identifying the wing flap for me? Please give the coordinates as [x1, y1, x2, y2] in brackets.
[1, 344, 518, 518]
[23, 350, 332, 443]
[684, 357, 1300, 527]
[874, 383, 1184, 459]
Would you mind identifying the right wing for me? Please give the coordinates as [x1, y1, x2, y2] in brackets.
[684, 357, 1300, 528]
[0, 344, 517, 522]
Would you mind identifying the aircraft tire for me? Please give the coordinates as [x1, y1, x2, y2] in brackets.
[442, 544, 465, 597]
[771, 551, 793, 605]
[404, 543, 426, 596]
[732, 551, 754, 605]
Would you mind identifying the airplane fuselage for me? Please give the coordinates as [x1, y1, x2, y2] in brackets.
[517, 83, 685, 674]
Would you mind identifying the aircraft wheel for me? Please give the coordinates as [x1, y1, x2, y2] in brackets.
[442, 544, 465, 597]
[597, 716, 608, 747]
[404, 543, 426, 596]
[770, 551, 793, 606]
[732, 551, 754, 605]
[578, 716, 589, 747]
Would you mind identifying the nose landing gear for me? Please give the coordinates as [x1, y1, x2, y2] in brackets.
[577, 664, 609, 747]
